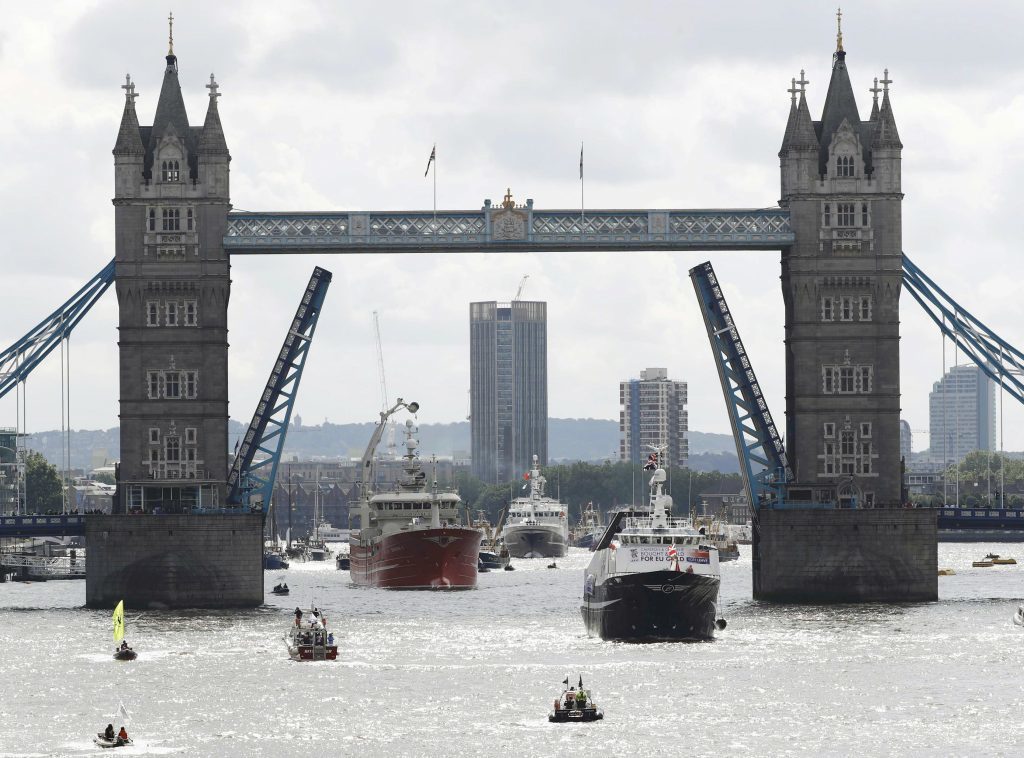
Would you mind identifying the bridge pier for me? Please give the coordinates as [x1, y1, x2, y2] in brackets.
[753, 509, 937, 602]
[85, 514, 262, 609]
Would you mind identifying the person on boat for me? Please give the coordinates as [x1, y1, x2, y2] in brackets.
[120, 640, 130, 651]
[103, 724, 115, 741]
[294, 607, 303, 626]
[575, 689, 588, 707]
[327, 632, 334, 646]
[117, 726, 129, 742]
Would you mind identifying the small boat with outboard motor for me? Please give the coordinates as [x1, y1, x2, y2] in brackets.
[94, 702, 133, 748]
[548, 676, 604, 723]
[335, 552, 350, 570]
[272, 580, 290, 596]
[111, 600, 138, 660]
[285, 606, 338, 661]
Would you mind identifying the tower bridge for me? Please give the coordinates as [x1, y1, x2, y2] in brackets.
[6, 19, 989, 606]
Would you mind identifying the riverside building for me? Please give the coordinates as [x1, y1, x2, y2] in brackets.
[619, 368, 689, 468]
[469, 300, 548, 483]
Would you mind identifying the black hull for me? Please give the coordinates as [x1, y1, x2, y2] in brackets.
[581, 570, 720, 641]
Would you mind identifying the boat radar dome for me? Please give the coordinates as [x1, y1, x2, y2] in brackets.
[651, 468, 667, 484]
[407, 401, 419, 413]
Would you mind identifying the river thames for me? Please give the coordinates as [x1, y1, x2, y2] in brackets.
[0, 544, 1022, 757]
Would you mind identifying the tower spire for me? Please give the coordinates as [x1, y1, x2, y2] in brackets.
[836, 7, 843, 53]
[168, 11, 174, 56]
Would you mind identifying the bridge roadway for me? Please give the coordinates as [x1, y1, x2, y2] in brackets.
[0, 514, 85, 538]
[223, 206, 794, 254]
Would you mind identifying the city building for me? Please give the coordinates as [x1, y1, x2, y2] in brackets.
[928, 364, 996, 466]
[469, 301, 548, 483]
[899, 419, 912, 462]
[113, 42, 231, 512]
[619, 368, 688, 468]
[778, 32, 903, 506]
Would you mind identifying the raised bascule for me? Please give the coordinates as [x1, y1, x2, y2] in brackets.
[8, 16, 1023, 605]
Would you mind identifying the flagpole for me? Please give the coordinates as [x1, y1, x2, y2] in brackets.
[433, 143, 437, 221]
[579, 140, 585, 228]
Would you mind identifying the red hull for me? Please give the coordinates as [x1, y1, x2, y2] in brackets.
[350, 526, 482, 589]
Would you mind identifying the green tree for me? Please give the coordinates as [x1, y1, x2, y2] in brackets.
[93, 472, 116, 485]
[26, 451, 63, 513]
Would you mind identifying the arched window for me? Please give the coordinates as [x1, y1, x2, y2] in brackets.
[186, 208, 194, 232]
[161, 159, 180, 182]
[823, 203, 831, 227]
[861, 203, 869, 226]
[148, 208, 156, 232]
[836, 155, 855, 178]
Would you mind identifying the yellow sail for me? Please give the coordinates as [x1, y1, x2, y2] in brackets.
[113, 600, 125, 643]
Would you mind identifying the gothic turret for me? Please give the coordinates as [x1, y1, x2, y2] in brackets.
[198, 74, 230, 198]
[113, 75, 144, 197]
[870, 71, 902, 194]
[779, 73, 819, 196]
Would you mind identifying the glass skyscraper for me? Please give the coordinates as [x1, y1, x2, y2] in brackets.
[470, 301, 547, 483]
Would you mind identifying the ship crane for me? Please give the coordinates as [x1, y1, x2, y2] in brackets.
[372, 312, 398, 459]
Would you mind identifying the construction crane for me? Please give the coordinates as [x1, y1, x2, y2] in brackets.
[513, 275, 529, 301]
[373, 311, 398, 460]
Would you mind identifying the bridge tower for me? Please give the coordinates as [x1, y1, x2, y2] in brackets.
[779, 25, 903, 505]
[111, 38, 231, 512]
[88, 33, 259, 609]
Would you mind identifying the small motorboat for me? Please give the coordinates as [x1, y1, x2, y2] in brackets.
[503, 563, 515, 571]
[1014, 605, 1024, 626]
[286, 607, 338, 661]
[547, 562, 557, 569]
[987, 553, 1017, 565]
[335, 554, 350, 570]
[113, 646, 137, 661]
[272, 582, 290, 596]
[479, 547, 510, 570]
[93, 734, 133, 749]
[938, 568, 956, 576]
[548, 677, 604, 723]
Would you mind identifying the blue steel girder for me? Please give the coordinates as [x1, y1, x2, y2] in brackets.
[690, 261, 791, 512]
[903, 254, 1024, 406]
[226, 266, 333, 510]
[224, 207, 793, 254]
[0, 259, 115, 400]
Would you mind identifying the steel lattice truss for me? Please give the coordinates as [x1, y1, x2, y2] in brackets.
[0, 259, 115, 400]
[690, 261, 791, 512]
[224, 208, 793, 254]
[903, 254, 1024, 406]
[227, 266, 333, 510]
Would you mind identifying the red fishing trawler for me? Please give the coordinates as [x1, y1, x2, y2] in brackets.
[349, 405, 481, 589]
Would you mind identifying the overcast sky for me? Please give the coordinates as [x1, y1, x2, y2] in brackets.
[3, 1, 1024, 455]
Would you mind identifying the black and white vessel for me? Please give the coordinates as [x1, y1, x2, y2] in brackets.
[581, 453, 723, 641]
[500, 455, 568, 559]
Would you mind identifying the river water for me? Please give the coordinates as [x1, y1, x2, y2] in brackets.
[0, 543, 1022, 757]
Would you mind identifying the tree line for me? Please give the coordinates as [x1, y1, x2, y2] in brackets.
[453, 461, 743, 523]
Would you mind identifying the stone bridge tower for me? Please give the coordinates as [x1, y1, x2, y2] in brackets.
[111, 38, 231, 513]
[778, 28, 903, 506]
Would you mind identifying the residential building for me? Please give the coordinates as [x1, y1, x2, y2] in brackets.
[619, 367, 688, 468]
[470, 300, 548, 483]
[928, 364, 996, 466]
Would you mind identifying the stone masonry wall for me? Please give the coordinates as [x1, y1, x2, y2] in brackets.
[85, 514, 263, 609]
[755, 509, 937, 602]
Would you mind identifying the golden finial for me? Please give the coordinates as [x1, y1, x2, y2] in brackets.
[168, 11, 175, 56]
[836, 7, 844, 52]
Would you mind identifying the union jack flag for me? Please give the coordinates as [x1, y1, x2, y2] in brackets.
[643, 453, 657, 471]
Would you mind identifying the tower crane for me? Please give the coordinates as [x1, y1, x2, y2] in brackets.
[373, 311, 398, 459]
[513, 275, 529, 302]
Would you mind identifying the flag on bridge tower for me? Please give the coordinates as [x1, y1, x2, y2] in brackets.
[424, 144, 436, 178]
[579, 141, 583, 180]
